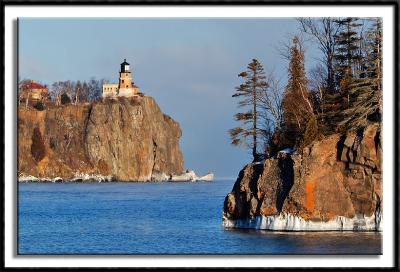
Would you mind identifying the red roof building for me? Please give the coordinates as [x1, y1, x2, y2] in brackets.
[19, 80, 49, 103]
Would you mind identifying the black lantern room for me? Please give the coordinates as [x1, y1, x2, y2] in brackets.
[120, 59, 130, 73]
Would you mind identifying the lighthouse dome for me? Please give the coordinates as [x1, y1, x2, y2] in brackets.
[120, 59, 130, 73]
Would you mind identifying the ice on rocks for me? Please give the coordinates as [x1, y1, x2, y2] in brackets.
[151, 172, 170, 182]
[170, 170, 198, 182]
[18, 173, 113, 183]
[223, 212, 382, 231]
[18, 170, 214, 183]
[198, 172, 214, 181]
[169, 170, 214, 182]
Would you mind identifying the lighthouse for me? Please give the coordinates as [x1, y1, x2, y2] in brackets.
[102, 59, 139, 98]
[117, 59, 134, 96]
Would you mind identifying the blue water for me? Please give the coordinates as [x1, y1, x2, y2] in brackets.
[18, 180, 381, 254]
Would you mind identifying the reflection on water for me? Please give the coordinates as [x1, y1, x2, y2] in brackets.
[18, 181, 381, 254]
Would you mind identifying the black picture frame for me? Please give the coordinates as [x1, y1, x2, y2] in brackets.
[2, 1, 399, 271]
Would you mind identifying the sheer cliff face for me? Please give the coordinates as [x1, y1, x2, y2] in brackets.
[223, 124, 382, 231]
[18, 97, 184, 181]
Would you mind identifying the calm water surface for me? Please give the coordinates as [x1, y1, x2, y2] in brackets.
[18, 180, 381, 254]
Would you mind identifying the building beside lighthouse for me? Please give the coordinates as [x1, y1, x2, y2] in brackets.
[102, 59, 140, 98]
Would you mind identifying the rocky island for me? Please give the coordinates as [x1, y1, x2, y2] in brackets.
[223, 124, 382, 231]
[18, 96, 186, 182]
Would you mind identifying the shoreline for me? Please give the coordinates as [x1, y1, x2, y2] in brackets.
[18, 170, 214, 183]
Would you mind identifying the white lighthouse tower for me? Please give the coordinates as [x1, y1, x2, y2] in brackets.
[102, 59, 139, 98]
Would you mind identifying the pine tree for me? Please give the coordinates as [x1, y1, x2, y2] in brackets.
[281, 37, 314, 147]
[323, 18, 362, 133]
[339, 18, 382, 129]
[333, 18, 362, 106]
[229, 59, 268, 161]
[322, 91, 343, 133]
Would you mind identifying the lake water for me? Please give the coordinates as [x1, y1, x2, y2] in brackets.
[18, 180, 381, 255]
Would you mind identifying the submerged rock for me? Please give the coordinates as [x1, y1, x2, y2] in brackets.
[223, 124, 382, 231]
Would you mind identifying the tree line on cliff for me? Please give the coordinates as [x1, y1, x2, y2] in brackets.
[49, 79, 107, 104]
[229, 17, 382, 161]
[18, 78, 107, 107]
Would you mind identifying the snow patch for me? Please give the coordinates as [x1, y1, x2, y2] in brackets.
[279, 147, 295, 154]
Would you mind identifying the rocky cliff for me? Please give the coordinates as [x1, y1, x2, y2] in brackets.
[18, 96, 184, 181]
[223, 124, 382, 231]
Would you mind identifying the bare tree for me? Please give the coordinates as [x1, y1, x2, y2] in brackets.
[80, 81, 90, 102]
[51, 82, 64, 106]
[309, 64, 328, 116]
[25, 92, 30, 109]
[62, 81, 75, 100]
[297, 18, 341, 94]
[88, 78, 104, 102]
[75, 80, 82, 105]
[256, 70, 283, 143]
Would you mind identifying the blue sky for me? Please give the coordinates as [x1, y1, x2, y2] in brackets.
[19, 18, 320, 179]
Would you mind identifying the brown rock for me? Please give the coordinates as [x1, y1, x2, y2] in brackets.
[340, 146, 349, 162]
[249, 196, 259, 219]
[348, 150, 355, 162]
[348, 163, 363, 170]
[223, 124, 382, 223]
[344, 133, 355, 147]
[18, 96, 184, 181]
[223, 193, 236, 218]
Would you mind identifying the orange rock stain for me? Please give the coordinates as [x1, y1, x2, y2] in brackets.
[305, 180, 315, 212]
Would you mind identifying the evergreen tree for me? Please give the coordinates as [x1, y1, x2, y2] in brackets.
[322, 91, 343, 133]
[339, 18, 382, 129]
[281, 37, 314, 148]
[333, 18, 362, 106]
[229, 59, 268, 161]
[61, 93, 71, 105]
[324, 17, 362, 133]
